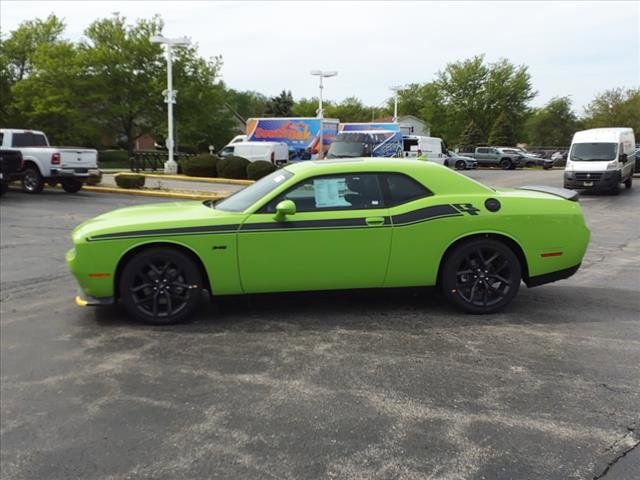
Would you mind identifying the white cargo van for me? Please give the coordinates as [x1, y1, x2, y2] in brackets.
[564, 128, 635, 194]
[403, 135, 446, 161]
[219, 141, 289, 165]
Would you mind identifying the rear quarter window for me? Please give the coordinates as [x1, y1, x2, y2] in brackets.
[382, 173, 432, 206]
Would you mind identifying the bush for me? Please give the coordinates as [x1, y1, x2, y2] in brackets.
[98, 150, 129, 167]
[246, 160, 277, 180]
[217, 156, 250, 179]
[177, 144, 199, 155]
[181, 154, 220, 177]
[115, 173, 145, 189]
[86, 170, 103, 185]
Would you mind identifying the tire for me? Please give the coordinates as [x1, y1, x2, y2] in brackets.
[499, 158, 512, 170]
[61, 179, 83, 193]
[119, 247, 204, 325]
[441, 238, 521, 314]
[21, 167, 44, 194]
[624, 176, 632, 189]
[610, 182, 620, 195]
[455, 160, 466, 170]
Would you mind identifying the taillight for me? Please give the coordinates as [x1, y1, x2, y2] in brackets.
[51, 152, 61, 165]
[271, 151, 275, 164]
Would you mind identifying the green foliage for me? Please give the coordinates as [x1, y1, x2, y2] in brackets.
[525, 97, 578, 146]
[325, 97, 372, 122]
[226, 89, 269, 119]
[217, 156, 249, 179]
[291, 97, 321, 117]
[488, 112, 516, 146]
[246, 160, 277, 180]
[181, 154, 220, 177]
[458, 120, 484, 152]
[86, 170, 103, 185]
[266, 90, 294, 117]
[583, 87, 640, 133]
[98, 150, 130, 166]
[115, 173, 145, 189]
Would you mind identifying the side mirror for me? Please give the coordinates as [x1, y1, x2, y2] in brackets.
[619, 153, 628, 163]
[274, 199, 296, 220]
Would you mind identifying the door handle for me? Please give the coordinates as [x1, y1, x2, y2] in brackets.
[365, 216, 385, 226]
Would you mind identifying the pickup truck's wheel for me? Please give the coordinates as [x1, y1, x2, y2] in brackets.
[21, 167, 44, 193]
[499, 158, 513, 170]
[455, 160, 466, 170]
[61, 179, 83, 193]
[441, 238, 521, 314]
[119, 247, 203, 325]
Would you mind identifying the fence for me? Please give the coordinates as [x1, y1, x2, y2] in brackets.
[128, 151, 194, 172]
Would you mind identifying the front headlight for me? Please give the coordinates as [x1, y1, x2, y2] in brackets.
[606, 160, 618, 170]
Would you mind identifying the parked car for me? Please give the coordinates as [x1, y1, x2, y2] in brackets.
[443, 151, 478, 170]
[499, 148, 555, 169]
[0, 148, 23, 195]
[465, 147, 524, 169]
[69, 158, 590, 324]
[564, 128, 635, 194]
[219, 141, 289, 165]
[0, 129, 98, 193]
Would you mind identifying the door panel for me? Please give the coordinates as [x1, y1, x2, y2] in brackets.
[238, 210, 392, 293]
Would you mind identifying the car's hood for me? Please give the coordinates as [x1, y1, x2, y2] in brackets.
[72, 201, 245, 242]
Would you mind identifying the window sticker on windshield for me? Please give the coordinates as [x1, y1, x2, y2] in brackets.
[273, 174, 286, 183]
[314, 178, 350, 208]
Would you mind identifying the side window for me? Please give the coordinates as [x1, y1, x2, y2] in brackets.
[11, 133, 31, 147]
[0, 132, 4, 145]
[32, 134, 48, 146]
[382, 173, 432, 206]
[262, 173, 384, 213]
[477, 148, 488, 154]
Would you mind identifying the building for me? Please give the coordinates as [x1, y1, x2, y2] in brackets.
[374, 115, 430, 137]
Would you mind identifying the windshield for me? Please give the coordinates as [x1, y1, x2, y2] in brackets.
[213, 169, 293, 212]
[570, 143, 617, 161]
[327, 141, 368, 158]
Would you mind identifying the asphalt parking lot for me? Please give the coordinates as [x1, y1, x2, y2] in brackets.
[1, 169, 639, 479]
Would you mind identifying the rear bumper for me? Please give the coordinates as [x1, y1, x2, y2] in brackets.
[564, 170, 620, 190]
[525, 263, 581, 287]
[50, 167, 98, 180]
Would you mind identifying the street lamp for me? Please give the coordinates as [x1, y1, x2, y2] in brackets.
[310, 70, 337, 159]
[389, 85, 404, 123]
[150, 34, 190, 174]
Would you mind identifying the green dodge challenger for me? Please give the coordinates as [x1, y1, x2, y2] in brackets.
[68, 159, 590, 324]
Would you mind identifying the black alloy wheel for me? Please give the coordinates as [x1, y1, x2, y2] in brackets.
[119, 248, 203, 324]
[455, 160, 466, 170]
[21, 167, 44, 193]
[442, 238, 521, 314]
[499, 158, 512, 170]
[61, 179, 83, 193]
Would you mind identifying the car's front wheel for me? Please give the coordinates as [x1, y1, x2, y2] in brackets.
[455, 160, 466, 170]
[441, 238, 521, 314]
[499, 158, 513, 170]
[61, 179, 83, 193]
[119, 247, 203, 325]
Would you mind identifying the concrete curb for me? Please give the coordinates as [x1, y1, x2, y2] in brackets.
[83, 185, 226, 201]
[102, 170, 254, 185]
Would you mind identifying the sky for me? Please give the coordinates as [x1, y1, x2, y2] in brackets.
[1, 1, 639, 112]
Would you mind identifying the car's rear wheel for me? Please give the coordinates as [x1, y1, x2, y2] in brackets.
[21, 167, 44, 193]
[119, 247, 203, 325]
[61, 179, 83, 193]
[499, 158, 512, 170]
[441, 238, 521, 314]
[455, 160, 466, 170]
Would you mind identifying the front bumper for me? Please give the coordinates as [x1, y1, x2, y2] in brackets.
[564, 170, 620, 190]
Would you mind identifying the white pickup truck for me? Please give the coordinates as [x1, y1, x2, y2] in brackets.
[0, 129, 98, 193]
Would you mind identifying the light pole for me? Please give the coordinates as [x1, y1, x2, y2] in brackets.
[310, 70, 337, 159]
[151, 34, 190, 174]
[389, 85, 404, 123]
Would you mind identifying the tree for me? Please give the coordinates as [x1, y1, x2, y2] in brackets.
[266, 90, 294, 117]
[583, 88, 640, 133]
[325, 97, 371, 122]
[525, 96, 578, 146]
[458, 120, 484, 152]
[226, 89, 269, 119]
[291, 97, 320, 117]
[488, 112, 516, 146]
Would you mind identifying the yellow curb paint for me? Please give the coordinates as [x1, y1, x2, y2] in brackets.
[82, 186, 225, 201]
[101, 171, 254, 185]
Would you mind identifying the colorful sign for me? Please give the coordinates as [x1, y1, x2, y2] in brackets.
[246, 118, 339, 160]
[339, 122, 401, 132]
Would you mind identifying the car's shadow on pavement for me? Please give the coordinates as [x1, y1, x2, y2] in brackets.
[91, 284, 639, 333]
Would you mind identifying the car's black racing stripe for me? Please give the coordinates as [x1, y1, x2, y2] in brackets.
[88, 204, 465, 240]
[89, 224, 238, 241]
[391, 204, 463, 226]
